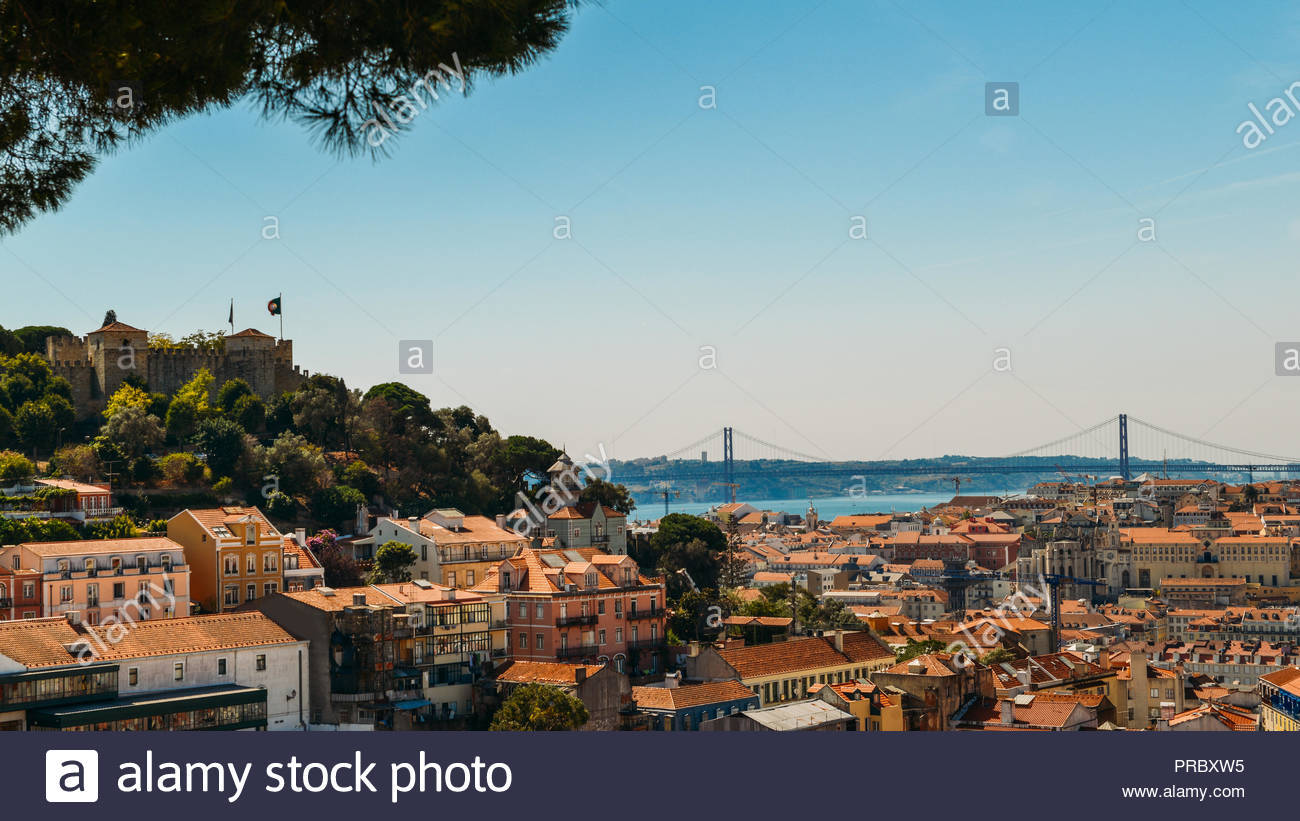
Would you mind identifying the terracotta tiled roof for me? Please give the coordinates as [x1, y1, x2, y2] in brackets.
[632, 680, 756, 711]
[494, 660, 604, 686]
[0, 613, 298, 668]
[174, 506, 277, 538]
[19, 536, 182, 557]
[280, 586, 393, 611]
[89, 320, 147, 334]
[717, 636, 866, 679]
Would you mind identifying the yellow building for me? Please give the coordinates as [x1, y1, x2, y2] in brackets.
[167, 507, 285, 613]
[1258, 667, 1300, 731]
[1121, 529, 1290, 589]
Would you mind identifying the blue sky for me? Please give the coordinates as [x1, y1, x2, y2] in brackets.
[5, 0, 1300, 463]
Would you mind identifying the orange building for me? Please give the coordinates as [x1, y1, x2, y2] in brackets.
[167, 507, 285, 613]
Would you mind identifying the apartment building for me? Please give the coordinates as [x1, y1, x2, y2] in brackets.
[167, 506, 284, 612]
[251, 581, 506, 729]
[0, 612, 307, 730]
[361, 509, 528, 589]
[1257, 667, 1300, 731]
[0, 537, 189, 624]
[0, 566, 42, 620]
[0, 478, 120, 523]
[686, 632, 895, 708]
[473, 547, 666, 677]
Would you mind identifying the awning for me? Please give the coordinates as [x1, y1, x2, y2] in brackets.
[393, 699, 432, 711]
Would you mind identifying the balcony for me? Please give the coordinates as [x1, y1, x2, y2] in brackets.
[556, 644, 597, 659]
[626, 638, 664, 652]
[625, 608, 662, 621]
[556, 614, 597, 627]
[0, 598, 11, 608]
[589, 534, 610, 545]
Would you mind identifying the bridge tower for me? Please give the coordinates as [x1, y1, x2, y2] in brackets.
[723, 427, 735, 491]
[1118, 413, 1130, 481]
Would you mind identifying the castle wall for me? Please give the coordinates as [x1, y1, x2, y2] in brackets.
[43, 329, 305, 420]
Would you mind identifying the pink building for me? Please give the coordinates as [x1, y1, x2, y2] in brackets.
[0, 537, 191, 625]
[473, 547, 665, 677]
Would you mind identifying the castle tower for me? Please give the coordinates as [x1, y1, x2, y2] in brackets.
[806, 503, 819, 531]
[86, 320, 149, 400]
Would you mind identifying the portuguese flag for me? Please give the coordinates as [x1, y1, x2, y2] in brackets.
[267, 296, 282, 316]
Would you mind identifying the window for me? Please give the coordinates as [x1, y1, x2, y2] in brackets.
[246, 554, 256, 574]
[161, 554, 172, 571]
[599, 629, 606, 645]
[60, 585, 72, 603]
[535, 602, 544, 619]
[517, 602, 526, 618]
[136, 556, 147, 572]
[585, 573, 597, 588]
[263, 553, 278, 573]
[218, 658, 227, 675]
[113, 582, 124, 600]
[21, 582, 33, 598]
[615, 628, 623, 642]
[256, 654, 267, 671]
[246, 525, 256, 545]
[518, 632, 528, 649]
[598, 601, 606, 615]
[246, 584, 256, 602]
[173, 662, 184, 681]
[264, 582, 278, 596]
[128, 667, 138, 686]
[467, 570, 475, 586]
[448, 571, 457, 587]
[224, 555, 238, 575]
[535, 633, 544, 650]
[86, 583, 98, 606]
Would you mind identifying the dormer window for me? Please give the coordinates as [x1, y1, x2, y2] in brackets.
[246, 526, 257, 545]
[585, 573, 597, 588]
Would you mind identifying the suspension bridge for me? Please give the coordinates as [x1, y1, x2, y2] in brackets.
[613, 414, 1300, 489]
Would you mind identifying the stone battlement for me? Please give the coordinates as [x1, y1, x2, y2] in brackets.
[42, 320, 307, 419]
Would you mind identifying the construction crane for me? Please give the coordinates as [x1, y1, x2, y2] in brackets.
[650, 484, 681, 517]
[715, 482, 740, 505]
[1040, 573, 1104, 650]
[945, 477, 972, 496]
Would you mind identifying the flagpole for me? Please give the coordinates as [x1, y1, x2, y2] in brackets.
[279, 292, 283, 341]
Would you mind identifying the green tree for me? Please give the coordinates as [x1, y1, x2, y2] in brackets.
[51, 445, 102, 481]
[14, 400, 57, 453]
[104, 384, 152, 419]
[895, 638, 948, 663]
[980, 647, 1015, 666]
[1, 2, 586, 234]
[216, 379, 254, 413]
[193, 417, 248, 478]
[231, 394, 266, 433]
[577, 478, 636, 515]
[489, 683, 589, 731]
[103, 404, 165, 458]
[311, 485, 365, 529]
[0, 450, 34, 481]
[370, 540, 417, 584]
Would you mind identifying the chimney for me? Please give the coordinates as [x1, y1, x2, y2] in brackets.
[1000, 698, 1015, 725]
[1099, 650, 1111, 671]
[1160, 701, 1175, 721]
[496, 514, 507, 529]
[65, 611, 80, 627]
[832, 630, 845, 653]
[1015, 669, 1031, 686]
[295, 527, 307, 546]
[574, 667, 587, 685]
[664, 670, 681, 689]
[688, 641, 701, 658]
[352, 593, 367, 606]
